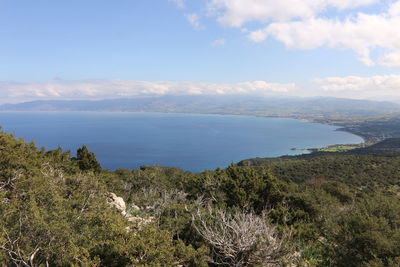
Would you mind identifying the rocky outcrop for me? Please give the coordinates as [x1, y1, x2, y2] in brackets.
[107, 193, 127, 216]
[107, 193, 153, 228]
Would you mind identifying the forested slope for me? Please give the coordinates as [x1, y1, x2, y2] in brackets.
[239, 153, 400, 187]
[349, 137, 400, 154]
[1, 131, 399, 266]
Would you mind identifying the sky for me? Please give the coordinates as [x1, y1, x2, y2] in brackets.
[1, 0, 400, 103]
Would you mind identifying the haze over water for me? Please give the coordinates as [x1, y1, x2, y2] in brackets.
[0, 112, 363, 172]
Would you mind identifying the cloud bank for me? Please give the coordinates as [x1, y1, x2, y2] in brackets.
[208, 0, 378, 26]
[205, 0, 400, 66]
[314, 74, 400, 98]
[2, 75, 400, 103]
[0, 80, 296, 103]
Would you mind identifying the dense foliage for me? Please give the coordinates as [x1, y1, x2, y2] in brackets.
[349, 137, 400, 154]
[1, 131, 400, 266]
[338, 117, 400, 141]
[239, 153, 400, 187]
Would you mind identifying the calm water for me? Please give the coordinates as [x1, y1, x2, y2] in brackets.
[0, 112, 363, 172]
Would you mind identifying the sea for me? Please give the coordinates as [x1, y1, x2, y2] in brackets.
[0, 112, 363, 172]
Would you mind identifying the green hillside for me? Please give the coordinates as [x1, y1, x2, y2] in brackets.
[350, 138, 400, 154]
[1, 131, 399, 266]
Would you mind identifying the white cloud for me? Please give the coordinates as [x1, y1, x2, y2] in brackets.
[0, 80, 297, 103]
[208, 0, 378, 27]
[247, 2, 400, 66]
[378, 51, 400, 67]
[169, 0, 185, 9]
[212, 38, 226, 46]
[204, 0, 400, 66]
[3, 76, 400, 103]
[313, 74, 400, 98]
[185, 13, 204, 30]
[389, 1, 400, 16]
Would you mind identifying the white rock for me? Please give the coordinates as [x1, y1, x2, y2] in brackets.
[131, 204, 140, 211]
[108, 193, 126, 213]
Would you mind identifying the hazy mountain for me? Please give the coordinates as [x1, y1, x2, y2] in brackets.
[1, 95, 400, 119]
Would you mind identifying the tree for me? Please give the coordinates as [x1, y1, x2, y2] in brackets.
[76, 145, 101, 172]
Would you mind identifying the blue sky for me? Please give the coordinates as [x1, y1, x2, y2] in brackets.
[1, 0, 400, 102]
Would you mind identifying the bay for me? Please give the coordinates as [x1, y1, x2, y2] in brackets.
[0, 112, 363, 172]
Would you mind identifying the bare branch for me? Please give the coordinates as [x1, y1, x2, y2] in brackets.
[192, 206, 294, 266]
[1, 216, 42, 267]
[76, 192, 94, 220]
[0, 170, 21, 190]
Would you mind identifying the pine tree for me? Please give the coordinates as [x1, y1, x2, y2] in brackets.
[76, 145, 101, 172]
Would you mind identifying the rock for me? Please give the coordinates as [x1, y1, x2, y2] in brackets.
[130, 203, 140, 211]
[145, 205, 154, 211]
[127, 216, 154, 226]
[107, 193, 153, 231]
[107, 193, 126, 213]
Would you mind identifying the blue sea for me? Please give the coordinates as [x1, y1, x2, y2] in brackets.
[0, 112, 363, 172]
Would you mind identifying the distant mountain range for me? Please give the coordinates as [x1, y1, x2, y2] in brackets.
[1, 96, 400, 120]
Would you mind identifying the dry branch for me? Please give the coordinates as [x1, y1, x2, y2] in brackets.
[192, 207, 293, 266]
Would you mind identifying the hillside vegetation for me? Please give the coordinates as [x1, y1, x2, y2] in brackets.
[337, 118, 400, 141]
[1, 131, 399, 266]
